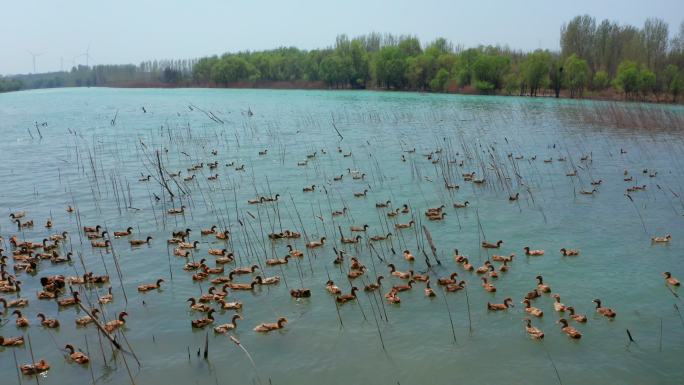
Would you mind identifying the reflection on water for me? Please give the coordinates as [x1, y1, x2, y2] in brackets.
[0, 88, 683, 385]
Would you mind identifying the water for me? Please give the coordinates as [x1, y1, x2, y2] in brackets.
[0, 88, 683, 385]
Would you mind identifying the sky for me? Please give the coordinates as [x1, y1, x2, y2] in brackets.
[1, 0, 682, 75]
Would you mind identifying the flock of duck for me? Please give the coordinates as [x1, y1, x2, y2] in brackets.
[0, 142, 680, 378]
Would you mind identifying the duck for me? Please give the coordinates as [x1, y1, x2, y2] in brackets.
[217, 299, 243, 310]
[487, 297, 513, 311]
[364, 276, 384, 292]
[167, 206, 186, 214]
[265, 255, 290, 266]
[481, 240, 503, 249]
[49, 231, 69, 241]
[386, 209, 400, 218]
[306, 237, 326, 248]
[173, 248, 190, 257]
[401, 204, 410, 214]
[425, 205, 445, 215]
[427, 212, 447, 221]
[392, 280, 415, 292]
[336, 287, 359, 303]
[191, 309, 216, 328]
[347, 268, 366, 279]
[286, 244, 304, 257]
[560, 248, 580, 256]
[12, 310, 29, 327]
[332, 207, 347, 217]
[179, 241, 200, 249]
[113, 227, 134, 237]
[388, 264, 412, 279]
[57, 292, 80, 307]
[557, 318, 582, 339]
[0, 335, 24, 346]
[350, 224, 369, 232]
[83, 225, 101, 233]
[99, 288, 114, 304]
[551, 294, 567, 312]
[438, 273, 459, 286]
[580, 188, 597, 195]
[476, 261, 492, 274]
[592, 299, 616, 318]
[461, 258, 473, 271]
[445, 281, 466, 292]
[208, 248, 228, 256]
[369, 233, 392, 242]
[185, 297, 211, 313]
[341, 235, 362, 244]
[20, 359, 50, 375]
[394, 220, 415, 229]
[481, 277, 496, 292]
[651, 234, 672, 243]
[231, 265, 259, 275]
[51, 252, 73, 264]
[403, 250, 415, 262]
[524, 247, 544, 256]
[214, 315, 243, 334]
[524, 318, 544, 339]
[9, 211, 26, 219]
[91, 239, 111, 248]
[75, 309, 100, 326]
[491, 253, 515, 262]
[508, 193, 520, 201]
[183, 258, 206, 271]
[375, 200, 391, 208]
[522, 299, 543, 317]
[86, 230, 108, 240]
[129, 236, 152, 246]
[536, 275, 551, 292]
[137, 278, 164, 292]
[216, 253, 235, 264]
[384, 288, 401, 304]
[524, 289, 541, 300]
[326, 280, 341, 294]
[215, 230, 231, 240]
[333, 174, 343, 181]
[424, 281, 436, 297]
[498, 261, 510, 272]
[488, 264, 499, 278]
[201, 225, 218, 235]
[37, 313, 60, 328]
[0, 297, 28, 309]
[353, 189, 368, 198]
[254, 317, 287, 332]
[255, 275, 280, 285]
[228, 280, 258, 291]
[290, 288, 311, 298]
[453, 201, 470, 208]
[302, 185, 316, 192]
[663, 272, 680, 286]
[65, 344, 89, 364]
[566, 306, 587, 322]
[207, 174, 219, 181]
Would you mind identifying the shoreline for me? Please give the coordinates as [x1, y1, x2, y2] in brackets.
[4, 82, 682, 106]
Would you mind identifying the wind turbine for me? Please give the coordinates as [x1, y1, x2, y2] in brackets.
[27, 50, 43, 73]
[83, 44, 94, 67]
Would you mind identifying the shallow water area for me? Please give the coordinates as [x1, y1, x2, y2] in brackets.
[0, 87, 683, 385]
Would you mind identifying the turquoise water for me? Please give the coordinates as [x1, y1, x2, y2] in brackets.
[0, 88, 683, 385]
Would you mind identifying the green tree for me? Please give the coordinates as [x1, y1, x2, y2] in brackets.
[663, 64, 683, 102]
[472, 54, 509, 92]
[592, 70, 610, 90]
[429, 68, 450, 92]
[638, 68, 656, 98]
[521, 50, 551, 96]
[564, 54, 590, 97]
[373, 46, 407, 89]
[614, 60, 641, 98]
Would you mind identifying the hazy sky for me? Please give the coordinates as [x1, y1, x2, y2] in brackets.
[1, 0, 682, 75]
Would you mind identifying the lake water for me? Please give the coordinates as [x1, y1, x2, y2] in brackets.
[0, 88, 683, 385]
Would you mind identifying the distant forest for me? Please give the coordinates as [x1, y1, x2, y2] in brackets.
[2, 15, 684, 102]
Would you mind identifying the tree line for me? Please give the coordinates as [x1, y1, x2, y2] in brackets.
[4, 16, 684, 102]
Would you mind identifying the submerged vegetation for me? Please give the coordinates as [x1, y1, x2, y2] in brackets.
[3, 15, 684, 103]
